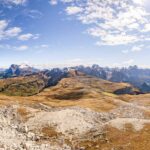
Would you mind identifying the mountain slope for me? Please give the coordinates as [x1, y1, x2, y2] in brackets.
[72, 65, 150, 92]
[0, 74, 48, 96]
[26, 70, 138, 112]
[41, 70, 139, 98]
[0, 64, 39, 78]
[1, 64, 150, 94]
[0, 68, 68, 96]
[0, 69, 138, 97]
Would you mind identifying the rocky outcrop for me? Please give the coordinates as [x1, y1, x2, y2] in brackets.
[140, 82, 150, 93]
[0, 68, 68, 96]
[72, 65, 150, 93]
[1, 64, 39, 78]
[114, 87, 140, 95]
[43, 68, 68, 87]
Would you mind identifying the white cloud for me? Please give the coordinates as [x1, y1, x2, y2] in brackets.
[131, 45, 144, 52]
[32, 34, 39, 39]
[49, 0, 57, 5]
[41, 44, 49, 48]
[132, 0, 145, 5]
[123, 59, 134, 65]
[5, 27, 22, 37]
[122, 44, 144, 54]
[0, 44, 48, 52]
[51, 0, 150, 46]
[65, 6, 83, 15]
[64, 58, 103, 67]
[18, 33, 39, 41]
[96, 33, 139, 46]
[23, 10, 43, 19]
[0, 20, 22, 40]
[34, 44, 49, 49]
[142, 23, 150, 32]
[15, 45, 28, 51]
[112, 59, 135, 67]
[18, 33, 33, 41]
[1, 0, 27, 5]
[0, 20, 8, 31]
[32, 58, 103, 69]
[0, 20, 39, 41]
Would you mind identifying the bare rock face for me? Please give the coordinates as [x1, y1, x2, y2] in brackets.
[0, 105, 72, 150]
[0, 105, 112, 149]
[26, 107, 111, 138]
[114, 86, 140, 95]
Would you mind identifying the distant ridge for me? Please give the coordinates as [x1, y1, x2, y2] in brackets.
[0, 64, 150, 93]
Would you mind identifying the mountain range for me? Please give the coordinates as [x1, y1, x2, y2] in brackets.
[73, 65, 150, 93]
[0, 64, 150, 94]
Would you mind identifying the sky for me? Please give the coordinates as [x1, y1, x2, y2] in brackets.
[0, 0, 150, 68]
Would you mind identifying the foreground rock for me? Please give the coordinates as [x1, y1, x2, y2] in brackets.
[0, 101, 149, 149]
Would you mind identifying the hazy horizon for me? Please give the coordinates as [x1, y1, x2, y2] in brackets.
[0, 62, 150, 70]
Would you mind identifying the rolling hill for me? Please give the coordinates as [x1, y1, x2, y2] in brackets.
[0, 69, 139, 97]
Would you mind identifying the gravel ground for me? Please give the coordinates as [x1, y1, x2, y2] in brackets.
[0, 101, 149, 149]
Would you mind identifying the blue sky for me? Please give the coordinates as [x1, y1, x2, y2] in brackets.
[0, 0, 150, 68]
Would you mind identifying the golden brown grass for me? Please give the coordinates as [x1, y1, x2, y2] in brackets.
[0, 72, 139, 112]
[77, 124, 150, 150]
[104, 124, 150, 150]
[0, 75, 45, 96]
[0, 73, 149, 113]
[0, 75, 149, 149]
[17, 107, 29, 116]
[17, 107, 30, 122]
[41, 126, 63, 141]
[0, 90, 150, 113]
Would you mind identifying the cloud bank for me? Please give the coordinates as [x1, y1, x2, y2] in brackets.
[50, 0, 150, 46]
